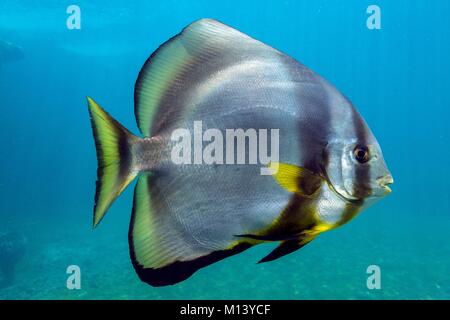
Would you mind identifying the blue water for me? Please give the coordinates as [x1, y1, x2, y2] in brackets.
[1, 0, 449, 299]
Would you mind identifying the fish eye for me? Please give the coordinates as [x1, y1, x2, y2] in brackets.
[353, 145, 369, 164]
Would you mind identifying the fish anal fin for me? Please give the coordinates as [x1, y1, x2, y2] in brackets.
[133, 242, 252, 287]
[129, 174, 253, 286]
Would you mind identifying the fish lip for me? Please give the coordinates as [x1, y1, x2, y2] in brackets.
[377, 175, 394, 194]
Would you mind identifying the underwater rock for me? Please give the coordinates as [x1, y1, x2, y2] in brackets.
[0, 231, 26, 288]
[0, 40, 24, 66]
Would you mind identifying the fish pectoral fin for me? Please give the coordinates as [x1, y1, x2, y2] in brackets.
[257, 236, 315, 264]
[269, 162, 323, 196]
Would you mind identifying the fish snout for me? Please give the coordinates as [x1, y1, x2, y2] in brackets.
[376, 174, 394, 194]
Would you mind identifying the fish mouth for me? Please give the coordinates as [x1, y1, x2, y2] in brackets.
[321, 165, 394, 202]
[377, 175, 394, 194]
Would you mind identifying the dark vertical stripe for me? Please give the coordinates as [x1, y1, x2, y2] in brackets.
[287, 58, 331, 173]
[262, 54, 332, 234]
[350, 108, 371, 202]
[117, 128, 132, 179]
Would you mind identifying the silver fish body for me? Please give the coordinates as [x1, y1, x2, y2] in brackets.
[87, 19, 393, 286]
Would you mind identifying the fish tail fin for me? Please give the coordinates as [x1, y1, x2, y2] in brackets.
[87, 96, 140, 227]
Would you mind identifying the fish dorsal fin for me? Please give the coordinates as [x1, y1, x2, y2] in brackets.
[134, 18, 279, 136]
